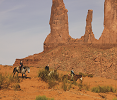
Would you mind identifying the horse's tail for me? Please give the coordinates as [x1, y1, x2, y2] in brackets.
[13, 67, 16, 77]
[13, 67, 16, 73]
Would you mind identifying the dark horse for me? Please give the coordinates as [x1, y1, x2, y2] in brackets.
[62, 74, 82, 81]
[13, 66, 30, 78]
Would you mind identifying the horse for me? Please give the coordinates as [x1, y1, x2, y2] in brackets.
[48, 69, 57, 76]
[13, 66, 30, 78]
[62, 74, 82, 81]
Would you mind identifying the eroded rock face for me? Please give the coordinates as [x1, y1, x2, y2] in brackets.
[99, 0, 117, 44]
[82, 10, 96, 43]
[44, 0, 70, 51]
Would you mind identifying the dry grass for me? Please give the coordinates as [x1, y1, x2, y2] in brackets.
[0, 73, 20, 90]
[79, 72, 93, 78]
[35, 95, 54, 100]
[91, 86, 116, 93]
[113, 98, 117, 100]
[13, 83, 21, 91]
[38, 70, 59, 89]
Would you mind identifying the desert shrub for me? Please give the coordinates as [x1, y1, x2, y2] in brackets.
[13, 83, 21, 91]
[98, 93, 107, 99]
[0, 73, 20, 90]
[78, 82, 83, 91]
[79, 72, 87, 77]
[38, 70, 59, 88]
[113, 98, 117, 100]
[91, 86, 116, 93]
[77, 79, 90, 91]
[62, 80, 67, 91]
[38, 70, 50, 82]
[0, 73, 5, 89]
[83, 84, 90, 91]
[87, 74, 93, 78]
[49, 71, 59, 81]
[79, 72, 93, 78]
[61, 78, 72, 91]
[48, 80, 57, 89]
[78, 83, 90, 91]
[8, 74, 20, 83]
[72, 79, 77, 86]
[38, 70, 59, 81]
[35, 95, 54, 100]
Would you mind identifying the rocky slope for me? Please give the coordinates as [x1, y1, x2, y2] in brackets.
[14, 44, 117, 80]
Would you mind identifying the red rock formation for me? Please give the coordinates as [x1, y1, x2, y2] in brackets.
[13, 0, 117, 80]
[44, 0, 71, 51]
[99, 0, 117, 44]
[82, 10, 96, 43]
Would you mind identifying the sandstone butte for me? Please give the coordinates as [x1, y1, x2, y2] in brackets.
[13, 0, 117, 79]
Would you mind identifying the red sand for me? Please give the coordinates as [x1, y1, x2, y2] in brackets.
[0, 65, 117, 100]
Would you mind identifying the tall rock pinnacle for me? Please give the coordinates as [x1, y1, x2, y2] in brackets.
[82, 10, 95, 43]
[99, 0, 117, 44]
[44, 0, 70, 51]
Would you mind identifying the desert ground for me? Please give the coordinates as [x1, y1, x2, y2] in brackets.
[0, 65, 117, 100]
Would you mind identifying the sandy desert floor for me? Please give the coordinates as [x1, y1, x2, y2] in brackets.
[0, 65, 117, 100]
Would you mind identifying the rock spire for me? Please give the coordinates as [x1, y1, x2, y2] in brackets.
[83, 10, 95, 43]
[44, 0, 70, 51]
[99, 0, 117, 44]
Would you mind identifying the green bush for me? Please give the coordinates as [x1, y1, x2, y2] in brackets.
[91, 86, 116, 93]
[35, 95, 54, 100]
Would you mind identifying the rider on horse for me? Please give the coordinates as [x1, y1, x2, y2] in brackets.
[19, 60, 23, 72]
[71, 68, 75, 79]
[45, 64, 49, 71]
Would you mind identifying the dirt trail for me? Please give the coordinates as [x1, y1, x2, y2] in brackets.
[0, 65, 117, 100]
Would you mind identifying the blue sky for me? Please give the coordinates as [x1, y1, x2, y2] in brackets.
[0, 0, 105, 65]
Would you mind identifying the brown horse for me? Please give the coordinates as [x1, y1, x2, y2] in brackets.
[62, 74, 82, 81]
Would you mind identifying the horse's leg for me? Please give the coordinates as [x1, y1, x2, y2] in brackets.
[17, 72, 18, 77]
[25, 73, 27, 77]
[22, 74, 23, 78]
[13, 72, 15, 77]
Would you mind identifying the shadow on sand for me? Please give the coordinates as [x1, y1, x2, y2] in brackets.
[18, 76, 31, 79]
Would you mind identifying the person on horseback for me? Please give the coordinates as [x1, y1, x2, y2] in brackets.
[45, 64, 49, 71]
[19, 60, 23, 72]
[71, 68, 75, 79]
